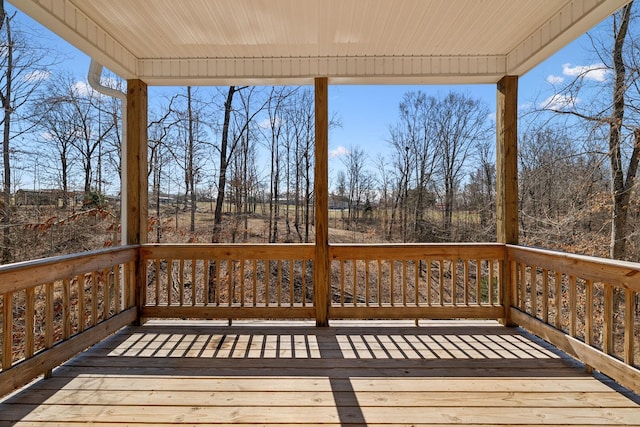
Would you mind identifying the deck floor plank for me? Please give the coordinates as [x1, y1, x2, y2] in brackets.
[1, 320, 639, 426]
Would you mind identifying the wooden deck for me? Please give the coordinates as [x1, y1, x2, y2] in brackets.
[1, 320, 639, 426]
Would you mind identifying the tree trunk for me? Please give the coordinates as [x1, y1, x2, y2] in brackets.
[609, 3, 633, 260]
[209, 86, 235, 303]
[212, 86, 235, 243]
[1, 12, 13, 263]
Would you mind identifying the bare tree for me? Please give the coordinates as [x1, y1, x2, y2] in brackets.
[35, 74, 80, 208]
[433, 92, 491, 238]
[0, 3, 50, 262]
[545, 2, 639, 260]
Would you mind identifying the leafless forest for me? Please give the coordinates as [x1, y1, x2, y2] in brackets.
[0, 3, 639, 264]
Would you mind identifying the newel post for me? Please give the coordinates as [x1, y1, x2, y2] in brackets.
[126, 79, 148, 323]
[496, 75, 518, 326]
[314, 77, 330, 326]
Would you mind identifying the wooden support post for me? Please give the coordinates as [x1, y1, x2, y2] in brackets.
[496, 75, 518, 326]
[126, 79, 148, 323]
[314, 77, 330, 327]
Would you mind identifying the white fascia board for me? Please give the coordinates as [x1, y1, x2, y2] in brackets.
[137, 55, 509, 86]
[10, 0, 138, 79]
[507, 0, 632, 76]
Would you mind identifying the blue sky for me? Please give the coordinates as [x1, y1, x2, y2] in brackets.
[8, 2, 614, 183]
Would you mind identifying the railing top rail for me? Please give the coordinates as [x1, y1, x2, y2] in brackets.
[0, 245, 138, 294]
[140, 243, 315, 260]
[330, 242, 505, 260]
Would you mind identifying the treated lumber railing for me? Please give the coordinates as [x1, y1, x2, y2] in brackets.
[329, 243, 505, 319]
[139, 243, 506, 321]
[507, 245, 640, 394]
[2, 242, 640, 397]
[139, 244, 316, 320]
[0, 246, 137, 397]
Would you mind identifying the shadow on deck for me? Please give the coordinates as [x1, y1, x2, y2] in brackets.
[1, 320, 639, 426]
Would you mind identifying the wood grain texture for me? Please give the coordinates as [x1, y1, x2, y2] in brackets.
[1, 320, 639, 426]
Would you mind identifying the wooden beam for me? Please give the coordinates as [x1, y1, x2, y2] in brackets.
[126, 80, 148, 321]
[496, 76, 518, 326]
[126, 79, 148, 246]
[314, 77, 330, 327]
[496, 76, 518, 245]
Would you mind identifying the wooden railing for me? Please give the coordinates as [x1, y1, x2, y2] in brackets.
[329, 244, 506, 319]
[507, 245, 640, 394]
[2, 242, 639, 397]
[139, 243, 506, 321]
[139, 244, 316, 319]
[0, 246, 137, 397]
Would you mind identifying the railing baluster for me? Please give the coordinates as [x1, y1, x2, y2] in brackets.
[530, 265, 537, 319]
[542, 269, 549, 323]
[377, 260, 382, 306]
[365, 260, 370, 307]
[179, 259, 185, 306]
[276, 259, 282, 307]
[603, 283, 613, 355]
[128, 260, 136, 308]
[241, 259, 246, 307]
[569, 275, 577, 337]
[519, 262, 526, 311]
[301, 259, 306, 307]
[91, 272, 98, 326]
[426, 258, 431, 306]
[77, 274, 85, 332]
[44, 283, 55, 379]
[228, 258, 233, 306]
[439, 260, 444, 306]
[452, 259, 457, 306]
[62, 278, 71, 339]
[554, 271, 562, 329]
[353, 259, 357, 307]
[166, 260, 173, 306]
[289, 259, 294, 306]
[624, 288, 634, 366]
[203, 259, 210, 307]
[339, 260, 345, 306]
[415, 259, 420, 306]
[45, 282, 54, 349]
[489, 260, 496, 305]
[154, 259, 160, 306]
[463, 259, 469, 306]
[402, 260, 407, 306]
[25, 288, 35, 359]
[476, 260, 482, 305]
[585, 279, 593, 373]
[390, 260, 395, 306]
[103, 268, 110, 320]
[264, 259, 269, 307]
[2, 292, 12, 370]
[191, 259, 197, 306]
[253, 259, 258, 307]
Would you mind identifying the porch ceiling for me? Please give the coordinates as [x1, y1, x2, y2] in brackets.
[11, 0, 631, 85]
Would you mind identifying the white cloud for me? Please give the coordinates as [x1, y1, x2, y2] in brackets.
[546, 75, 564, 85]
[258, 116, 283, 129]
[329, 146, 349, 159]
[539, 93, 579, 110]
[22, 69, 51, 83]
[72, 80, 96, 97]
[562, 63, 609, 82]
[518, 102, 533, 111]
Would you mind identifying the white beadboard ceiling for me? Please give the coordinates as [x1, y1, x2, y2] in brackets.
[10, 0, 631, 85]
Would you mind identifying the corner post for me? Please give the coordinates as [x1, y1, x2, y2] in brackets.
[314, 77, 330, 326]
[496, 76, 518, 325]
[126, 79, 148, 322]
